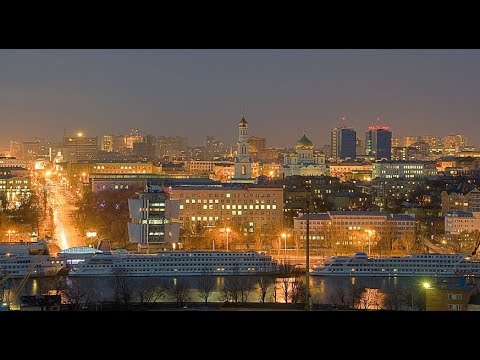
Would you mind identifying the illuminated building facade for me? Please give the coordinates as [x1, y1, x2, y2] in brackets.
[167, 184, 283, 234]
[128, 185, 180, 253]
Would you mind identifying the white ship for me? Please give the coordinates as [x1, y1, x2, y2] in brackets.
[69, 250, 279, 277]
[310, 252, 480, 277]
[0, 254, 63, 278]
[0, 240, 63, 278]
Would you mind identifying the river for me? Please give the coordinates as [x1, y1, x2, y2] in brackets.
[16, 274, 451, 310]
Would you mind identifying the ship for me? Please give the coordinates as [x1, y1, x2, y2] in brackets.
[69, 250, 279, 277]
[310, 252, 480, 277]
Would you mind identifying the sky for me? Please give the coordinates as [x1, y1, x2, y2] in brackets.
[1, 49, 480, 150]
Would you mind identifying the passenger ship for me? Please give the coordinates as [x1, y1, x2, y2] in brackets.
[0, 240, 63, 278]
[69, 250, 279, 277]
[310, 252, 480, 277]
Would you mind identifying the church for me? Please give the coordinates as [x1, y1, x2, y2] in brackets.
[230, 116, 257, 184]
[281, 134, 327, 177]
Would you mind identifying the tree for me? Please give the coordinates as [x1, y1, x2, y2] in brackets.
[280, 277, 290, 304]
[114, 269, 135, 307]
[64, 278, 89, 311]
[289, 276, 306, 304]
[383, 285, 404, 311]
[238, 277, 252, 303]
[169, 278, 191, 308]
[197, 270, 216, 305]
[257, 276, 273, 303]
[137, 279, 166, 304]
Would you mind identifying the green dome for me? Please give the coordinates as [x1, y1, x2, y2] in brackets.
[239, 116, 248, 127]
[295, 134, 313, 150]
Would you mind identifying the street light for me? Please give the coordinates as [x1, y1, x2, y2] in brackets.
[365, 229, 375, 256]
[423, 282, 431, 311]
[6, 230, 15, 242]
[225, 227, 231, 251]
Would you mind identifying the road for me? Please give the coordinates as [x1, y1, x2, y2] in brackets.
[42, 175, 86, 250]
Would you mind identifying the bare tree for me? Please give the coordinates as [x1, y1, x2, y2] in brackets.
[383, 285, 404, 311]
[238, 277, 252, 303]
[334, 287, 347, 306]
[280, 277, 290, 303]
[289, 276, 306, 304]
[114, 269, 135, 307]
[271, 280, 278, 303]
[169, 278, 191, 308]
[137, 279, 166, 304]
[197, 270, 216, 305]
[64, 278, 89, 311]
[257, 276, 273, 303]
[46, 275, 68, 295]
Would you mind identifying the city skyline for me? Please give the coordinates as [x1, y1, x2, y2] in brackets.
[2, 49, 480, 149]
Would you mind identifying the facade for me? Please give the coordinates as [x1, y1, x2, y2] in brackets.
[441, 187, 480, 214]
[426, 283, 476, 311]
[293, 211, 416, 246]
[282, 134, 327, 177]
[231, 116, 256, 183]
[328, 162, 372, 182]
[0, 174, 32, 209]
[128, 185, 181, 252]
[249, 136, 267, 153]
[0, 157, 31, 170]
[156, 136, 187, 160]
[331, 127, 356, 160]
[444, 211, 480, 235]
[442, 134, 467, 154]
[167, 184, 284, 234]
[205, 136, 225, 159]
[365, 126, 392, 160]
[63, 135, 98, 162]
[100, 135, 113, 152]
[372, 160, 436, 179]
[66, 161, 157, 183]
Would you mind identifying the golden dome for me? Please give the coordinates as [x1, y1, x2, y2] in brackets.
[295, 134, 313, 150]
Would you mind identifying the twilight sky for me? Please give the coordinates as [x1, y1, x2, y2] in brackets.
[1, 49, 480, 150]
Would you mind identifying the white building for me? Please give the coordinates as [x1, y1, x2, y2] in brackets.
[372, 160, 436, 179]
[281, 134, 327, 177]
[445, 211, 480, 235]
[128, 185, 181, 253]
[230, 116, 256, 184]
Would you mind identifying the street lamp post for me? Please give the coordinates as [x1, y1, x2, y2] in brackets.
[423, 282, 430, 311]
[281, 232, 287, 258]
[225, 227, 231, 251]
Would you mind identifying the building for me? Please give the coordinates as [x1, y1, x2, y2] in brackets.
[0, 157, 31, 170]
[443, 134, 467, 154]
[125, 129, 143, 149]
[63, 134, 98, 162]
[132, 134, 157, 160]
[372, 160, 436, 179]
[231, 116, 256, 183]
[156, 136, 188, 160]
[441, 187, 480, 214]
[293, 211, 416, 248]
[365, 126, 392, 160]
[66, 160, 157, 183]
[249, 136, 266, 153]
[100, 135, 114, 152]
[426, 282, 477, 311]
[167, 184, 284, 234]
[205, 136, 225, 159]
[328, 162, 372, 182]
[0, 173, 32, 209]
[444, 211, 480, 235]
[282, 134, 327, 177]
[331, 127, 356, 160]
[128, 185, 181, 253]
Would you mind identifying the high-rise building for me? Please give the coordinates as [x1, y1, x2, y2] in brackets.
[133, 135, 156, 160]
[128, 185, 180, 252]
[365, 126, 392, 160]
[249, 136, 267, 153]
[443, 134, 467, 153]
[205, 136, 225, 159]
[331, 127, 356, 160]
[156, 136, 188, 160]
[101, 135, 113, 152]
[63, 134, 98, 162]
[403, 136, 418, 148]
[391, 136, 402, 148]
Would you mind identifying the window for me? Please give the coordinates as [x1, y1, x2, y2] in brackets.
[448, 294, 463, 300]
[447, 304, 461, 311]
